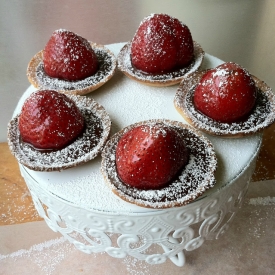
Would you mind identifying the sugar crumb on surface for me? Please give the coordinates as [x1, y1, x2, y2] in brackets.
[0, 237, 75, 275]
[248, 196, 275, 205]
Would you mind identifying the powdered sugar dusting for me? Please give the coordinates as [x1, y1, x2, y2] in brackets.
[117, 41, 204, 85]
[91, 72, 167, 132]
[48, 172, 132, 211]
[15, 45, 262, 213]
[174, 70, 275, 136]
[185, 86, 272, 134]
[249, 196, 275, 205]
[0, 236, 75, 274]
[101, 119, 217, 209]
[36, 45, 116, 91]
[8, 95, 111, 171]
[130, 14, 194, 75]
[27, 43, 116, 95]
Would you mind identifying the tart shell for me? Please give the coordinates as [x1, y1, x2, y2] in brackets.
[174, 70, 275, 138]
[101, 119, 217, 209]
[27, 43, 117, 95]
[7, 95, 112, 171]
[117, 41, 204, 87]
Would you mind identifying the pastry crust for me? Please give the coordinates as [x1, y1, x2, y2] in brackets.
[117, 41, 204, 87]
[174, 70, 275, 138]
[101, 119, 217, 209]
[27, 43, 117, 95]
[7, 95, 112, 171]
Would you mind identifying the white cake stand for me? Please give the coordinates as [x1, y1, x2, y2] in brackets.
[20, 154, 258, 267]
[16, 43, 262, 267]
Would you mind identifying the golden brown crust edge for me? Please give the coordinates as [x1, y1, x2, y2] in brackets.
[8, 95, 112, 172]
[27, 50, 42, 89]
[174, 70, 275, 138]
[117, 41, 205, 87]
[101, 119, 217, 209]
[174, 102, 247, 139]
[26, 43, 117, 95]
[118, 69, 181, 87]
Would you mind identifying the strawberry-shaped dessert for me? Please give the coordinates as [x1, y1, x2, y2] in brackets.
[131, 13, 194, 74]
[43, 29, 98, 81]
[115, 123, 189, 190]
[102, 120, 217, 208]
[193, 62, 257, 123]
[19, 90, 84, 150]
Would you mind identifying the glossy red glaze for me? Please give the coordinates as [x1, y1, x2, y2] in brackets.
[131, 14, 194, 74]
[115, 123, 189, 190]
[19, 90, 84, 149]
[194, 62, 257, 123]
[43, 29, 98, 81]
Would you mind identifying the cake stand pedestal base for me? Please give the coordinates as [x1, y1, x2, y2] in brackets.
[20, 159, 256, 267]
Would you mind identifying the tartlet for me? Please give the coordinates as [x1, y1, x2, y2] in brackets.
[27, 43, 117, 95]
[8, 94, 111, 171]
[101, 119, 217, 209]
[174, 70, 275, 137]
[118, 41, 204, 87]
